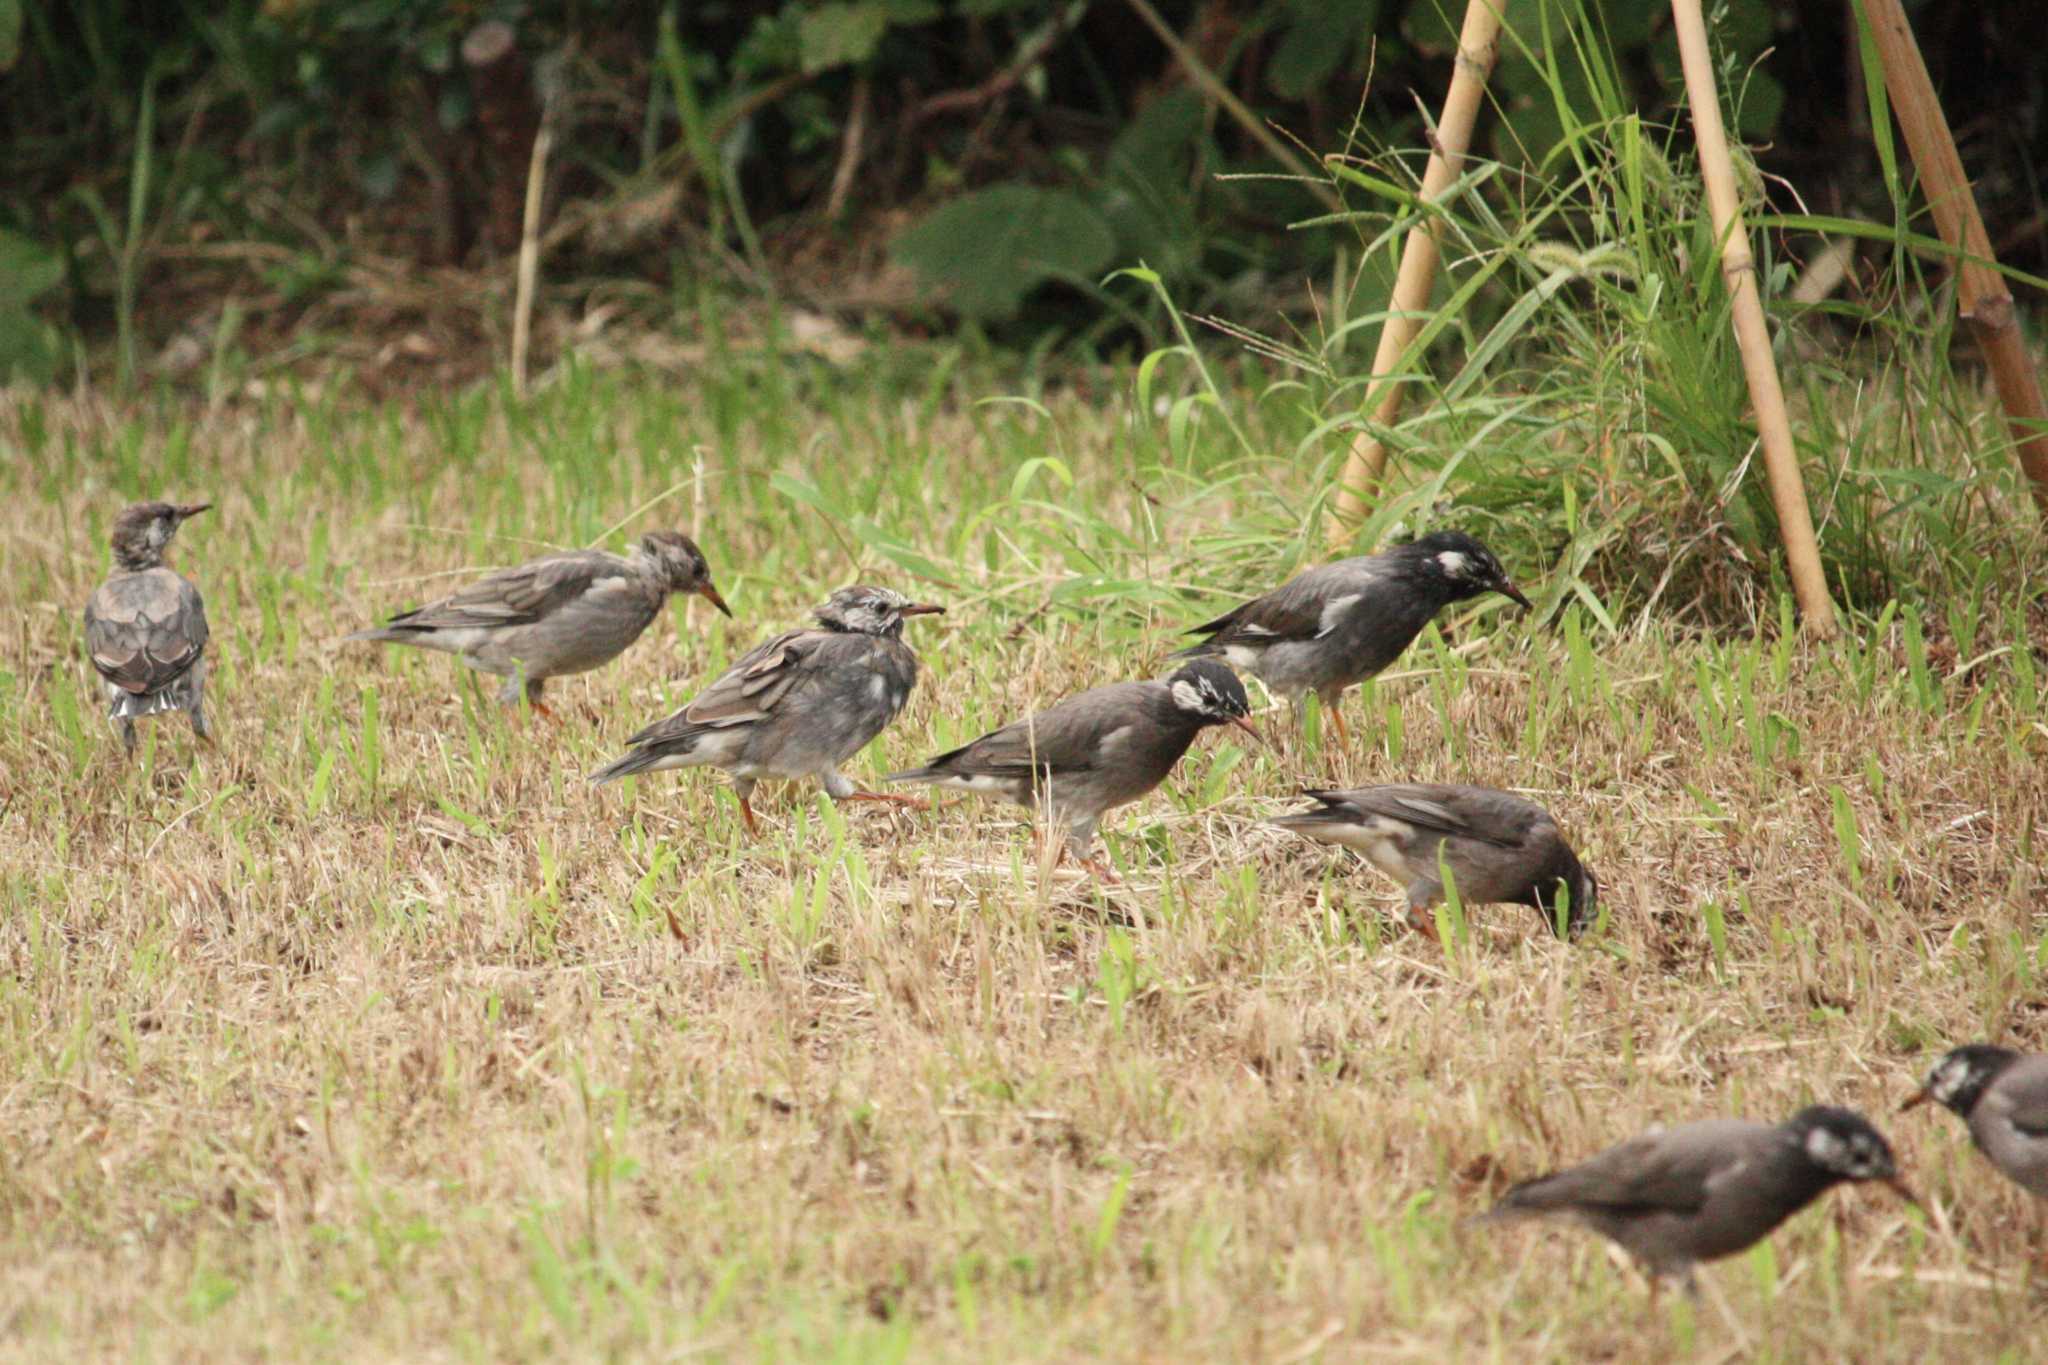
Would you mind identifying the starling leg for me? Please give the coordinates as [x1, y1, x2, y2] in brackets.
[737, 794, 760, 838]
[1405, 900, 1442, 943]
[117, 716, 137, 756]
[841, 791, 928, 811]
[1080, 855, 1121, 883]
[522, 676, 559, 722]
[1321, 691, 1350, 747]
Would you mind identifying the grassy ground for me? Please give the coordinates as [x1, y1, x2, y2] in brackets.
[3, 355, 2046, 1362]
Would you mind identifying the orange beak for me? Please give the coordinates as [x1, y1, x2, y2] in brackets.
[696, 582, 734, 618]
[176, 502, 213, 519]
[1899, 1088, 1932, 1112]
[901, 603, 947, 617]
[1227, 715, 1266, 747]
[1883, 1176, 1922, 1208]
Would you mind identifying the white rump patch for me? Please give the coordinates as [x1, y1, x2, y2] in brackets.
[1221, 645, 1261, 673]
[868, 674, 890, 701]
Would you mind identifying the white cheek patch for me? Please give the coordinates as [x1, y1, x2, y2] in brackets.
[1436, 551, 1471, 578]
[1804, 1127, 1848, 1167]
[1170, 680, 1207, 714]
[1930, 1059, 1970, 1103]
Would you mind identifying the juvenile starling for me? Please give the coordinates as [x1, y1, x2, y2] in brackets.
[1484, 1106, 1915, 1297]
[1175, 530, 1530, 741]
[348, 530, 729, 715]
[1269, 784, 1597, 941]
[589, 585, 942, 834]
[82, 501, 212, 754]
[886, 658, 1256, 879]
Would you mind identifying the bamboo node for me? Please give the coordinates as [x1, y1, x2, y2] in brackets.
[1962, 294, 2014, 330]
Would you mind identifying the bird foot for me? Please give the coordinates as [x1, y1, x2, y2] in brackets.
[1406, 908, 1442, 943]
[841, 791, 928, 811]
[737, 795, 761, 838]
[1079, 854, 1122, 883]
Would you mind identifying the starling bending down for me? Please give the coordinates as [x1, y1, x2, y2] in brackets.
[1175, 530, 1530, 742]
[886, 658, 1256, 879]
[348, 530, 729, 716]
[589, 585, 942, 834]
[83, 501, 213, 754]
[1903, 1044, 2048, 1262]
[1483, 1106, 1914, 1298]
[1269, 784, 1597, 941]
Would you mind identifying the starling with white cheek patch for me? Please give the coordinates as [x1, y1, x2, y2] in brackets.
[1903, 1044, 2048, 1264]
[589, 585, 942, 835]
[1175, 530, 1530, 742]
[1483, 1106, 1916, 1299]
[1269, 784, 1596, 942]
[886, 658, 1257, 880]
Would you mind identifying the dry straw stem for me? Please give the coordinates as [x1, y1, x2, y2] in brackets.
[1859, 0, 2048, 517]
[1671, 0, 1838, 639]
[1327, 0, 1507, 545]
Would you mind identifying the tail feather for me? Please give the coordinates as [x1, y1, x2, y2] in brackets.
[1170, 637, 1223, 660]
[884, 766, 942, 784]
[588, 748, 662, 786]
[110, 690, 180, 720]
[343, 627, 403, 644]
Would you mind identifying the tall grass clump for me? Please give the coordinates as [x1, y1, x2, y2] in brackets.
[1127, 0, 2044, 635]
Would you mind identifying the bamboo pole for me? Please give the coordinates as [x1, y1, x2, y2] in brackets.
[1859, 0, 2048, 516]
[1671, 0, 1838, 637]
[1326, 0, 1506, 545]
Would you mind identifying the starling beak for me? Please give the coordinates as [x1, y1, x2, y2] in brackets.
[697, 581, 734, 618]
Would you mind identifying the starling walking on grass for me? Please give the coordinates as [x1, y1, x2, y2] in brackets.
[1482, 1106, 1914, 1298]
[886, 658, 1257, 879]
[83, 501, 213, 754]
[1175, 530, 1531, 742]
[348, 530, 730, 716]
[589, 585, 942, 834]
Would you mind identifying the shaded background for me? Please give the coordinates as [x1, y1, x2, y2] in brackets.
[1, 0, 2043, 385]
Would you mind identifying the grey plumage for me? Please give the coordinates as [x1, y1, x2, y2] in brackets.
[82, 501, 212, 753]
[1175, 530, 1531, 740]
[589, 585, 942, 834]
[1485, 1106, 1913, 1295]
[1269, 784, 1596, 941]
[886, 658, 1255, 876]
[348, 530, 729, 714]
[1904, 1045, 2048, 1203]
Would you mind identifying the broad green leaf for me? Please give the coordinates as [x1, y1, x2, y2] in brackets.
[891, 186, 1116, 319]
[0, 229, 62, 308]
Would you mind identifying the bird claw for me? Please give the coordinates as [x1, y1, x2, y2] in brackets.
[842, 791, 927, 811]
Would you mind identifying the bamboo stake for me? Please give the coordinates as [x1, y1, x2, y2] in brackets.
[1859, 0, 2048, 515]
[1671, 0, 1838, 637]
[510, 101, 555, 399]
[1327, 0, 1506, 544]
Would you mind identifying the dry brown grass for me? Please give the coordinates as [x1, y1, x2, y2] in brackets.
[2, 378, 2046, 1361]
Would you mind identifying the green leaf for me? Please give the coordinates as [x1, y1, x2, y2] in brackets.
[0, 0, 20, 72]
[0, 229, 62, 309]
[799, 3, 889, 72]
[1268, 0, 1377, 101]
[892, 185, 1117, 319]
